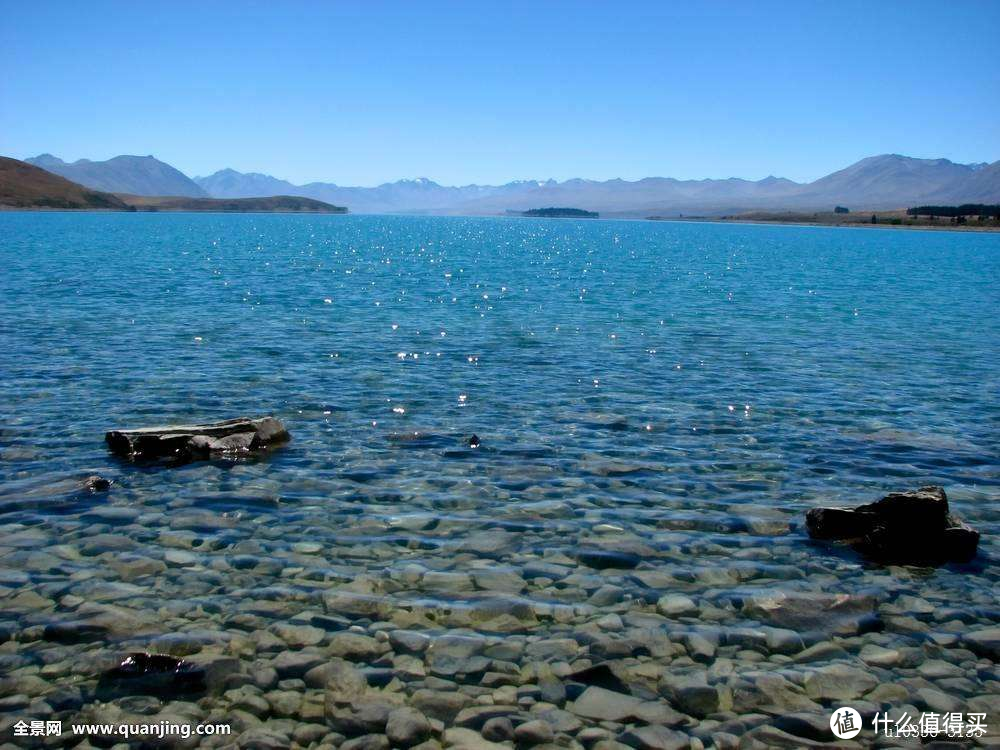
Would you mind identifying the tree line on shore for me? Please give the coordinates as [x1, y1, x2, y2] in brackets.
[906, 204, 1000, 219]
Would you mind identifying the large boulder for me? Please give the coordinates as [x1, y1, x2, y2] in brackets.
[106, 416, 289, 463]
[805, 486, 979, 565]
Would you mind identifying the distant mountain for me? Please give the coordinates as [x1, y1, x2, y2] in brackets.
[935, 160, 1000, 203]
[0, 157, 128, 209]
[197, 155, 998, 215]
[195, 172, 513, 213]
[789, 154, 981, 207]
[26, 151, 1000, 215]
[193, 168, 299, 198]
[26, 154, 206, 197]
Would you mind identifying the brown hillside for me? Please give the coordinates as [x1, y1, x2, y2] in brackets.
[0, 156, 128, 209]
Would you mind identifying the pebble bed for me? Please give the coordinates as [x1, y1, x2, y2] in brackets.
[0, 213, 998, 748]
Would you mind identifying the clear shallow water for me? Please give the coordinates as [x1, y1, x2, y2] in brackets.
[0, 213, 998, 745]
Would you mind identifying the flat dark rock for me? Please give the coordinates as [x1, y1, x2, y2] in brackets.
[106, 416, 289, 464]
[97, 652, 206, 698]
[577, 549, 642, 570]
[806, 486, 979, 565]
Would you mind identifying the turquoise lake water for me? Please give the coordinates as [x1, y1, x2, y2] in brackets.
[0, 213, 998, 743]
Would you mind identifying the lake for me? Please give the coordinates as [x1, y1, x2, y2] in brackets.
[1, 212, 998, 744]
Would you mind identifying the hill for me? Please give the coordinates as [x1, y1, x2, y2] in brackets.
[0, 156, 128, 209]
[120, 194, 347, 213]
[788, 154, 981, 208]
[0, 157, 346, 212]
[26, 154, 207, 197]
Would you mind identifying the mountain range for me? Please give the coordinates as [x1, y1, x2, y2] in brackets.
[25, 153, 1000, 216]
[26, 154, 206, 197]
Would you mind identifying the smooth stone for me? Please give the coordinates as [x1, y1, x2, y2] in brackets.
[272, 651, 324, 679]
[342, 734, 390, 750]
[858, 644, 902, 667]
[568, 687, 642, 722]
[596, 614, 624, 631]
[411, 690, 471, 722]
[682, 633, 717, 663]
[472, 569, 526, 593]
[803, 664, 878, 701]
[514, 719, 553, 746]
[317, 659, 369, 704]
[454, 705, 520, 730]
[328, 633, 384, 660]
[164, 550, 198, 567]
[619, 726, 689, 750]
[793, 642, 849, 663]
[390, 630, 432, 654]
[386, 707, 432, 748]
[422, 571, 475, 593]
[444, 727, 509, 750]
[271, 623, 325, 647]
[917, 659, 964, 678]
[743, 591, 879, 637]
[589, 585, 626, 607]
[964, 627, 1000, 660]
[235, 727, 292, 750]
[656, 595, 698, 617]
[481, 717, 514, 742]
[914, 687, 961, 713]
[524, 638, 578, 661]
[327, 699, 394, 737]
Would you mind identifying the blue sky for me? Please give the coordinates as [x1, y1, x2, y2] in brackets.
[2, 0, 998, 186]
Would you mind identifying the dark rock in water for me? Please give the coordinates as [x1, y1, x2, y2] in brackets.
[82, 475, 112, 492]
[106, 416, 289, 464]
[805, 486, 979, 565]
[570, 663, 631, 694]
[43, 620, 110, 644]
[577, 549, 642, 570]
[468, 434, 481, 448]
[97, 653, 206, 698]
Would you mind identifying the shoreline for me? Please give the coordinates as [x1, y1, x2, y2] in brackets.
[647, 216, 1000, 233]
[4, 206, 1000, 233]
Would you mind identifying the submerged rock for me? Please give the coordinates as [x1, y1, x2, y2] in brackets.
[576, 549, 642, 570]
[105, 416, 289, 464]
[805, 485, 979, 565]
[82, 474, 112, 492]
[96, 652, 206, 697]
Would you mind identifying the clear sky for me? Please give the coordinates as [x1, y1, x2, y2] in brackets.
[2, 0, 998, 187]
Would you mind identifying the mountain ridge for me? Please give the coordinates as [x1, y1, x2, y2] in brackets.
[28, 153, 1000, 216]
[25, 154, 207, 197]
